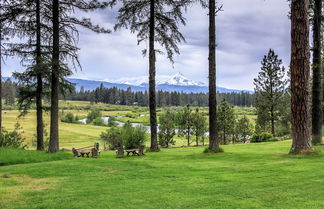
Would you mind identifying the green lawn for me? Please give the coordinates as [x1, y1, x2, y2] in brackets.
[0, 148, 72, 166]
[1, 141, 324, 209]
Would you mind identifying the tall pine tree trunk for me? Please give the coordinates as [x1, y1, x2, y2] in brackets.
[36, 0, 44, 151]
[290, 0, 312, 153]
[311, 0, 322, 145]
[208, 0, 220, 152]
[148, 0, 158, 152]
[49, 0, 60, 153]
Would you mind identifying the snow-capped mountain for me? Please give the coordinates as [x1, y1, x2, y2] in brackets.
[158, 72, 205, 86]
[110, 72, 206, 87]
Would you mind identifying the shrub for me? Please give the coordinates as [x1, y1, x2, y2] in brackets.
[0, 123, 26, 148]
[108, 117, 118, 127]
[92, 117, 105, 126]
[61, 112, 77, 123]
[251, 132, 274, 143]
[87, 109, 102, 123]
[100, 127, 123, 149]
[121, 122, 146, 149]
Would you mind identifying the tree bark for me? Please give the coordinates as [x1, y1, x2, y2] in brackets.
[148, 0, 158, 152]
[290, 0, 312, 153]
[208, 0, 220, 152]
[311, 0, 322, 144]
[36, 0, 44, 151]
[49, 0, 60, 153]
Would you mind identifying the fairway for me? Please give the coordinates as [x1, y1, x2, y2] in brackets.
[1, 141, 324, 209]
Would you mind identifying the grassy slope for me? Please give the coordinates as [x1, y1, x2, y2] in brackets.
[0, 141, 324, 209]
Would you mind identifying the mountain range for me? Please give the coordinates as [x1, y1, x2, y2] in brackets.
[3, 73, 253, 93]
[68, 73, 253, 94]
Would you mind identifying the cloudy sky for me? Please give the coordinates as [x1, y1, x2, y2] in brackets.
[3, 0, 290, 91]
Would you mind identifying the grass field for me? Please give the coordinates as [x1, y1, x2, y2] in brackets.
[0, 141, 324, 209]
[2, 101, 256, 149]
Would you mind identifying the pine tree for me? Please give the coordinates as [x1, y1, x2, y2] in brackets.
[207, 0, 221, 152]
[191, 108, 207, 146]
[217, 100, 235, 144]
[290, 0, 312, 154]
[49, 0, 111, 152]
[236, 116, 253, 144]
[177, 104, 194, 146]
[158, 110, 177, 147]
[115, 0, 187, 151]
[6, 0, 53, 151]
[254, 49, 287, 136]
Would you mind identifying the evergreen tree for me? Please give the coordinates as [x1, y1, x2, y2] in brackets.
[290, 0, 312, 154]
[177, 104, 193, 146]
[49, 0, 111, 152]
[3, 79, 15, 105]
[191, 108, 207, 146]
[254, 49, 287, 136]
[115, 0, 187, 152]
[217, 100, 235, 144]
[158, 110, 177, 147]
[236, 116, 253, 144]
[311, 0, 323, 144]
[7, 0, 53, 151]
[207, 0, 222, 152]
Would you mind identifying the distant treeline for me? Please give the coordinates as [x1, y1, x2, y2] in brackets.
[2, 79, 255, 107]
[64, 84, 255, 107]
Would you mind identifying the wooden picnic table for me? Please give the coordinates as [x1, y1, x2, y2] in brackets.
[80, 151, 91, 158]
[125, 149, 139, 156]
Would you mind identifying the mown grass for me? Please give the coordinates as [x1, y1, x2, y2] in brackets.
[0, 148, 72, 166]
[0, 141, 324, 209]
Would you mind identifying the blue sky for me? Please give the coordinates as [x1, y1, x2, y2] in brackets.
[2, 0, 290, 91]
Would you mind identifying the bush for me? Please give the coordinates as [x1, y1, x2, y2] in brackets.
[108, 117, 118, 127]
[121, 122, 146, 149]
[87, 109, 102, 123]
[251, 132, 274, 143]
[61, 112, 78, 123]
[100, 122, 147, 150]
[0, 123, 26, 148]
[100, 127, 123, 149]
[92, 117, 105, 126]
